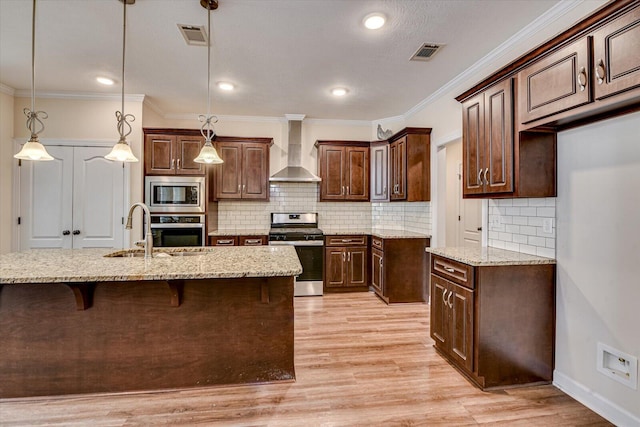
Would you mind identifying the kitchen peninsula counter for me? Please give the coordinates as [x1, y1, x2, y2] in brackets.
[0, 247, 301, 398]
[426, 246, 556, 266]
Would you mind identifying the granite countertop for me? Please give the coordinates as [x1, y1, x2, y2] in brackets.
[322, 228, 431, 239]
[426, 246, 556, 266]
[0, 246, 302, 284]
[208, 229, 270, 237]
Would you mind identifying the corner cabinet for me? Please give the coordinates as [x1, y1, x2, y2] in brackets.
[324, 235, 369, 292]
[460, 79, 556, 198]
[212, 137, 272, 201]
[316, 141, 369, 202]
[144, 129, 205, 176]
[388, 128, 431, 202]
[371, 236, 430, 303]
[370, 142, 389, 202]
[429, 253, 556, 389]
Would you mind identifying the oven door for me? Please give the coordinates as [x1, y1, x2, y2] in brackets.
[145, 176, 205, 213]
[269, 240, 323, 296]
[150, 224, 205, 247]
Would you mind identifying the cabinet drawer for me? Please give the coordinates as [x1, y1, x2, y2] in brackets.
[431, 255, 474, 289]
[325, 235, 368, 247]
[371, 236, 383, 250]
[209, 236, 238, 246]
[239, 235, 267, 246]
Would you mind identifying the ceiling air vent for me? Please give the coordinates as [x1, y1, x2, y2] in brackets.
[177, 24, 208, 46]
[410, 43, 443, 61]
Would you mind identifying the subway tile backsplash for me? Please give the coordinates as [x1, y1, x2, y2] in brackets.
[217, 183, 432, 234]
[488, 198, 556, 258]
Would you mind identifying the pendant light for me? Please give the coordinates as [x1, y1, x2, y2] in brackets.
[14, 0, 53, 162]
[194, 0, 223, 164]
[105, 0, 138, 162]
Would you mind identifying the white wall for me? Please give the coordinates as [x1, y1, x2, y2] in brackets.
[0, 90, 14, 254]
[554, 112, 640, 425]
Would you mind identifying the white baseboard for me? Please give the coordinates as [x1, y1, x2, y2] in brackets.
[553, 370, 640, 427]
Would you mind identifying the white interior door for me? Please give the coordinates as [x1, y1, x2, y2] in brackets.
[20, 146, 73, 249]
[19, 145, 125, 250]
[72, 147, 124, 248]
[458, 162, 482, 248]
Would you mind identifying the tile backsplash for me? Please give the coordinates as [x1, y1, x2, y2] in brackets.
[216, 183, 431, 234]
[488, 198, 556, 258]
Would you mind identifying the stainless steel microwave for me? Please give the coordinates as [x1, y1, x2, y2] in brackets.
[144, 176, 205, 213]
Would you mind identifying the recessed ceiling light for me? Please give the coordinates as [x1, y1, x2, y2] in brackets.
[331, 87, 348, 97]
[96, 76, 115, 86]
[363, 13, 386, 30]
[217, 82, 235, 91]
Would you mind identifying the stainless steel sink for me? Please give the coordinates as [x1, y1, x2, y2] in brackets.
[104, 249, 212, 258]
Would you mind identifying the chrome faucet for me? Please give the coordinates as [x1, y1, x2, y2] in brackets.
[125, 202, 153, 258]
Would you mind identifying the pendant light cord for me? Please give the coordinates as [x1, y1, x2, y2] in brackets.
[24, 0, 47, 139]
[199, 3, 217, 143]
[116, 0, 134, 143]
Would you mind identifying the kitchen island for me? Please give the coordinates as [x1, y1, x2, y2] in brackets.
[0, 246, 302, 398]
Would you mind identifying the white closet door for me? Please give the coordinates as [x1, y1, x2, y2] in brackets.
[72, 147, 124, 249]
[20, 146, 73, 249]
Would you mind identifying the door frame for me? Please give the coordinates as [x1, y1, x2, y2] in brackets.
[12, 138, 132, 251]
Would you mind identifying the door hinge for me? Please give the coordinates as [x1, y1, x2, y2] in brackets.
[458, 215, 461, 221]
[121, 217, 125, 225]
[17, 217, 21, 225]
[18, 159, 22, 167]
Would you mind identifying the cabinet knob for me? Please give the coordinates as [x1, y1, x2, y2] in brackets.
[595, 59, 606, 85]
[72, 230, 81, 235]
[577, 66, 587, 92]
[62, 230, 71, 236]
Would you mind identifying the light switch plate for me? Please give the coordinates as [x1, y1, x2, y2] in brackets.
[543, 218, 553, 233]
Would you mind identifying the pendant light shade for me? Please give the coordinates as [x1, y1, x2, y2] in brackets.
[105, 0, 138, 163]
[14, 0, 53, 162]
[194, 0, 223, 165]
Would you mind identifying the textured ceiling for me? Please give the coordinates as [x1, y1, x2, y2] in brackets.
[1, 0, 571, 121]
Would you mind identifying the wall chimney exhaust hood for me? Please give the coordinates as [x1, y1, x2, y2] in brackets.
[270, 115, 321, 182]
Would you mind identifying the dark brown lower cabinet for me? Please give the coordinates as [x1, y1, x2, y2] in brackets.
[371, 236, 430, 303]
[430, 254, 555, 390]
[324, 235, 368, 292]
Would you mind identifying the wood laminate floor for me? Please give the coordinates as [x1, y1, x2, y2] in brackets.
[0, 292, 612, 426]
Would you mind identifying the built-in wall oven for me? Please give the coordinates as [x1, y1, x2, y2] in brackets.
[144, 176, 205, 213]
[269, 213, 324, 296]
[148, 214, 205, 247]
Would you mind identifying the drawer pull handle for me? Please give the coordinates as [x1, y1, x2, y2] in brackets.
[595, 59, 606, 85]
[577, 66, 587, 91]
[177, 158, 181, 169]
[447, 291, 453, 308]
[244, 239, 261, 245]
[477, 169, 482, 185]
[218, 239, 233, 245]
[483, 168, 489, 185]
[442, 289, 448, 305]
[444, 267, 455, 273]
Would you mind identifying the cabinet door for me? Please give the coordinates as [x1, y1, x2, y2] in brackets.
[462, 92, 485, 196]
[241, 143, 269, 200]
[483, 79, 514, 194]
[430, 275, 448, 347]
[345, 146, 369, 201]
[347, 247, 368, 286]
[371, 248, 384, 295]
[175, 135, 204, 175]
[450, 283, 474, 372]
[319, 145, 346, 200]
[518, 37, 591, 124]
[325, 247, 347, 288]
[390, 138, 406, 200]
[215, 143, 242, 199]
[370, 143, 389, 201]
[592, 7, 640, 100]
[145, 134, 176, 175]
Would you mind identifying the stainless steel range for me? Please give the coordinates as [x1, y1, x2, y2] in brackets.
[269, 213, 323, 296]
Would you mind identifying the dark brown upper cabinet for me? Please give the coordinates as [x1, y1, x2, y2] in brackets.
[388, 128, 431, 202]
[213, 138, 272, 201]
[316, 141, 369, 202]
[144, 130, 205, 176]
[462, 79, 514, 196]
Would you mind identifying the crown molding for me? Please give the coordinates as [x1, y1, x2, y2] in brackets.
[284, 114, 306, 121]
[142, 97, 165, 116]
[304, 118, 371, 127]
[0, 83, 16, 96]
[163, 113, 286, 123]
[404, 0, 587, 119]
[13, 90, 145, 103]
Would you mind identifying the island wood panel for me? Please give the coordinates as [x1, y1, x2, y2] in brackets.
[0, 277, 294, 398]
